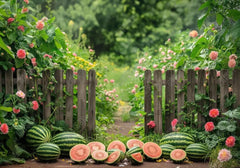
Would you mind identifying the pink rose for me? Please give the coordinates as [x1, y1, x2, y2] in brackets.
[31, 58, 37, 66]
[29, 43, 34, 48]
[21, 7, 29, 13]
[189, 30, 198, 37]
[11, 67, 15, 72]
[204, 122, 215, 132]
[195, 67, 200, 71]
[73, 105, 77, 109]
[18, 26, 24, 32]
[32, 101, 39, 110]
[17, 49, 26, 59]
[36, 20, 44, 30]
[209, 51, 218, 60]
[16, 90, 25, 99]
[217, 149, 232, 162]
[225, 136, 235, 147]
[7, 18, 15, 24]
[209, 109, 219, 118]
[228, 59, 236, 68]
[13, 108, 20, 114]
[24, 0, 29, 4]
[0, 123, 9, 134]
[147, 121, 156, 129]
[110, 79, 114, 83]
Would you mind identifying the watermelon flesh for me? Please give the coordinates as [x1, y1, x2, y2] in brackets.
[87, 141, 105, 154]
[170, 149, 186, 163]
[70, 144, 90, 163]
[143, 142, 162, 160]
[107, 140, 126, 153]
[126, 139, 144, 149]
[105, 150, 121, 165]
[91, 150, 108, 162]
[129, 152, 143, 165]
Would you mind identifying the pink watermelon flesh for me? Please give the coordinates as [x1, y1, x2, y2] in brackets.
[105, 150, 121, 164]
[87, 141, 105, 154]
[127, 139, 144, 149]
[91, 150, 108, 161]
[70, 144, 90, 162]
[143, 142, 162, 159]
[170, 149, 186, 161]
[107, 140, 126, 153]
[131, 152, 143, 163]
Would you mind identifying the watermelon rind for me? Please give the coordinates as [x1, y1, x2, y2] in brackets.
[142, 142, 162, 160]
[36, 143, 61, 161]
[160, 132, 194, 149]
[126, 139, 144, 149]
[91, 150, 108, 163]
[69, 144, 90, 163]
[170, 149, 186, 164]
[160, 144, 176, 159]
[126, 146, 143, 157]
[26, 125, 51, 149]
[107, 149, 125, 162]
[105, 150, 122, 165]
[107, 140, 126, 153]
[87, 141, 106, 154]
[129, 152, 143, 165]
[185, 143, 209, 161]
[51, 132, 86, 156]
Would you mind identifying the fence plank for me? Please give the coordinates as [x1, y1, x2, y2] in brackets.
[144, 70, 152, 135]
[197, 70, 206, 128]
[42, 70, 51, 121]
[209, 70, 217, 108]
[77, 70, 87, 135]
[153, 70, 162, 134]
[5, 69, 13, 94]
[0, 70, 2, 92]
[55, 69, 64, 121]
[177, 70, 184, 122]
[187, 69, 195, 126]
[233, 69, 240, 108]
[65, 69, 74, 128]
[88, 70, 96, 139]
[28, 70, 36, 101]
[165, 70, 175, 133]
[220, 70, 229, 113]
[17, 69, 27, 102]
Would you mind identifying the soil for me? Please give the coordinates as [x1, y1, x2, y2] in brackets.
[1, 102, 209, 168]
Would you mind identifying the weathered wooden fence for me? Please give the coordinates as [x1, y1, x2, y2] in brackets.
[144, 69, 240, 135]
[0, 69, 96, 138]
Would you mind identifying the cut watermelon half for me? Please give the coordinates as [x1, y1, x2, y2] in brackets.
[129, 152, 143, 165]
[69, 144, 90, 163]
[87, 141, 105, 154]
[126, 139, 144, 149]
[107, 140, 126, 153]
[91, 150, 108, 163]
[105, 150, 122, 165]
[143, 142, 162, 160]
[170, 149, 186, 163]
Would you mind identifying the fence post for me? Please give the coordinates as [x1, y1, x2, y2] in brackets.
[209, 70, 217, 108]
[77, 69, 87, 135]
[197, 70, 206, 128]
[144, 70, 152, 135]
[220, 70, 229, 113]
[43, 70, 51, 121]
[65, 69, 74, 128]
[233, 69, 240, 108]
[187, 69, 195, 126]
[17, 69, 27, 102]
[177, 70, 184, 123]
[55, 69, 64, 121]
[88, 70, 96, 139]
[5, 69, 13, 94]
[153, 70, 162, 134]
[165, 70, 175, 133]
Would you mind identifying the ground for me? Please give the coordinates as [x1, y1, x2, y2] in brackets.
[1, 102, 209, 168]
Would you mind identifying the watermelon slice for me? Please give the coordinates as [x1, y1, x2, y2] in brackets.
[107, 140, 126, 153]
[126, 139, 144, 149]
[143, 142, 162, 160]
[87, 141, 105, 154]
[129, 152, 143, 165]
[170, 149, 186, 163]
[69, 144, 90, 163]
[105, 150, 122, 165]
[91, 150, 108, 163]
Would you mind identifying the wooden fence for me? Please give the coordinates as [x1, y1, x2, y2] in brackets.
[0, 69, 96, 138]
[144, 69, 240, 135]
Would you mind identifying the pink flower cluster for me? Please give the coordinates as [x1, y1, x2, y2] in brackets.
[17, 49, 26, 59]
[147, 120, 156, 129]
[0, 123, 9, 134]
[189, 30, 198, 37]
[36, 20, 44, 30]
[171, 118, 178, 132]
[209, 51, 218, 60]
[228, 54, 237, 68]
[218, 149, 232, 162]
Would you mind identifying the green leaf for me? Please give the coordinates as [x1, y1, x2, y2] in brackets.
[198, 13, 208, 29]
[0, 36, 14, 59]
[39, 30, 49, 41]
[0, 106, 12, 112]
[223, 108, 240, 119]
[226, 124, 236, 132]
[199, 1, 210, 11]
[228, 9, 240, 21]
[216, 13, 224, 25]
[15, 58, 24, 68]
[217, 120, 230, 130]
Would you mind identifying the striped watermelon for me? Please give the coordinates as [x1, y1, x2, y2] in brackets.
[126, 146, 143, 157]
[51, 132, 86, 156]
[185, 143, 208, 161]
[26, 125, 51, 149]
[107, 149, 125, 162]
[160, 132, 194, 149]
[105, 150, 122, 165]
[160, 144, 176, 159]
[36, 143, 61, 161]
[128, 152, 143, 165]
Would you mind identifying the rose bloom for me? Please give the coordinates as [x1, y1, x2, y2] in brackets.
[147, 121, 156, 129]
[137, 66, 142, 69]
[73, 53, 77, 57]
[18, 25, 24, 32]
[195, 67, 200, 71]
[209, 108, 219, 118]
[24, 0, 29, 4]
[21, 7, 29, 13]
[142, 67, 147, 71]
[43, 54, 52, 59]
[0, 123, 9, 134]
[209, 51, 218, 60]
[229, 87, 233, 92]
[225, 136, 235, 147]
[17, 49, 26, 59]
[32, 101, 39, 110]
[16, 90, 25, 99]
[161, 69, 165, 74]
[11, 67, 15, 72]
[104, 79, 108, 83]
[7, 18, 14, 24]
[36, 20, 44, 30]
[29, 43, 34, 48]
[31, 58, 37, 66]
[173, 62, 177, 69]
[228, 59, 236, 68]
[13, 108, 20, 114]
[153, 64, 158, 68]
[229, 54, 237, 60]
[71, 65, 75, 71]
[72, 105, 77, 109]
[131, 88, 136, 94]
[217, 149, 232, 162]
[110, 79, 114, 83]
[171, 118, 178, 128]
[217, 71, 220, 77]
[189, 30, 198, 37]
[134, 84, 138, 88]
[204, 122, 215, 132]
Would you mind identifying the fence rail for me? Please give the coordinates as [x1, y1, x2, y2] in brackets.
[0, 69, 96, 138]
[144, 69, 240, 135]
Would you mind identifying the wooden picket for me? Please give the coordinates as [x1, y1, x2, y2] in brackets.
[144, 69, 240, 135]
[0, 69, 96, 139]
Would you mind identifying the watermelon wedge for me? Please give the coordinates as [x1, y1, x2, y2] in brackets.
[143, 142, 162, 160]
[69, 144, 90, 163]
[107, 140, 126, 153]
[105, 150, 122, 165]
[129, 152, 143, 165]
